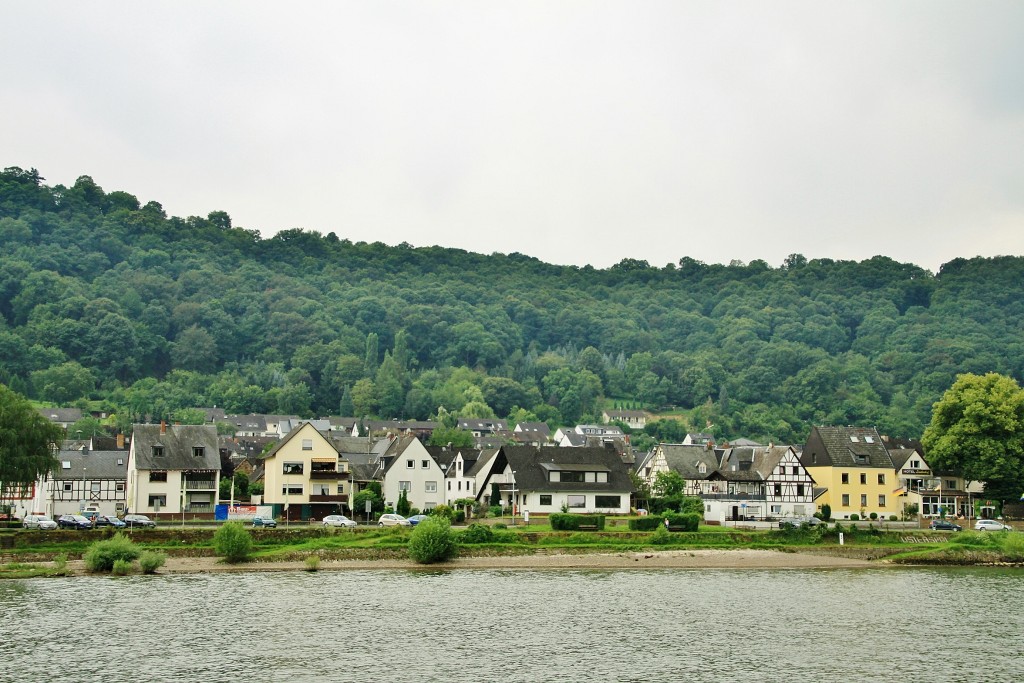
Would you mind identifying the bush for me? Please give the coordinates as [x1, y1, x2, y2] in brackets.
[213, 522, 253, 563]
[663, 513, 700, 531]
[407, 517, 457, 564]
[111, 559, 133, 576]
[820, 503, 831, 521]
[488, 505, 503, 518]
[550, 514, 605, 531]
[454, 510, 466, 523]
[869, 512, 878, 521]
[459, 523, 494, 544]
[430, 504, 455, 522]
[138, 551, 166, 574]
[889, 515, 898, 522]
[650, 525, 671, 545]
[83, 533, 141, 572]
[305, 555, 320, 572]
[849, 514, 860, 521]
[493, 523, 507, 529]
[629, 516, 665, 531]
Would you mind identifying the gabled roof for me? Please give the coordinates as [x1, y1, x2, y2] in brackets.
[262, 421, 339, 460]
[225, 414, 268, 432]
[499, 446, 633, 492]
[888, 448, 924, 470]
[54, 449, 129, 480]
[658, 444, 720, 480]
[131, 424, 220, 471]
[514, 422, 551, 435]
[801, 426, 895, 469]
[39, 407, 84, 424]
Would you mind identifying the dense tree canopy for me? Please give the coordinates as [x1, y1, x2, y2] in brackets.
[922, 373, 1024, 498]
[2, 166, 1024, 446]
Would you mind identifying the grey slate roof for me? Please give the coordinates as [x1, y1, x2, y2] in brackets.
[499, 446, 634, 493]
[659, 444, 720, 480]
[39, 407, 84, 424]
[131, 424, 220, 471]
[801, 426, 895, 469]
[54, 449, 129, 480]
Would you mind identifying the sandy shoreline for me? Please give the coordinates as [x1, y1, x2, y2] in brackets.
[56, 549, 880, 575]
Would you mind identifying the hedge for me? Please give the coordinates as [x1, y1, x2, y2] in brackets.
[663, 513, 701, 532]
[549, 514, 605, 531]
[628, 516, 665, 531]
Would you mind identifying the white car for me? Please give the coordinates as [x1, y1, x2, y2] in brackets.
[23, 514, 58, 530]
[974, 519, 1013, 531]
[377, 513, 411, 527]
[323, 514, 357, 528]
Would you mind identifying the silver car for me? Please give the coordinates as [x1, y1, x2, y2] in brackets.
[23, 514, 58, 530]
[323, 514, 357, 528]
[974, 519, 1013, 531]
[377, 513, 411, 527]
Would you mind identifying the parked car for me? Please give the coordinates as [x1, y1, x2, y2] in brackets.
[252, 516, 277, 528]
[22, 514, 58, 530]
[322, 514, 357, 528]
[58, 514, 94, 530]
[929, 519, 962, 531]
[377, 513, 411, 527]
[406, 514, 428, 526]
[780, 516, 821, 528]
[95, 515, 127, 529]
[975, 519, 1013, 531]
[122, 514, 157, 528]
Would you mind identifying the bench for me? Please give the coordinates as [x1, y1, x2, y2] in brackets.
[577, 524, 599, 531]
[666, 525, 686, 532]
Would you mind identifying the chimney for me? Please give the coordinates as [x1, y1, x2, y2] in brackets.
[117, 433, 125, 449]
[160, 420, 167, 435]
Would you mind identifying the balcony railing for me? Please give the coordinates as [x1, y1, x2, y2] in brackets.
[309, 494, 349, 504]
[696, 492, 768, 501]
[184, 480, 216, 490]
[185, 503, 212, 512]
[309, 470, 350, 480]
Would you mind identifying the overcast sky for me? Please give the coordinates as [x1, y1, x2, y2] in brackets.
[2, 2, 1022, 272]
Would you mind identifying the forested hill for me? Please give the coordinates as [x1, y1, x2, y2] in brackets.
[2, 166, 1022, 444]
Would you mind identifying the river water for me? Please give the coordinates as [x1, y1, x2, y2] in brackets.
[2, 567, 1022, 682]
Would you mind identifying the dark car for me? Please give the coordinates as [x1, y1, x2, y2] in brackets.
[929, 520, 962, 531]
[95, 515, 127, 529]
[252, 516, 277, 528]
[122, 514, 157, 528]
[58, 514, 94, 530]
[406, 514, 428, 526]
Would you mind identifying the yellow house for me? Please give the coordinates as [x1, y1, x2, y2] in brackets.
[800, 426, 899, 521]
[261, 421, 351, 522]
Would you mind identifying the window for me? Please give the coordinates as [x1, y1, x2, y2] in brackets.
[116, 483, 125, 492]
[302, 439, 313, 451]
[878, 495, 886, 507]
[878, 474, 885, 485]
[860, 494, 867, 507]
[282, 462, 304, 475]
[910, 459, 920, 468]
[90, 482, 100, 493]
[540, 494, 552, 506]
[774, 484, 782, 496]
[148, 494, 166, 508]
[406, 459, 414, 469]
[841, 473, 849, 484]
[425, 481, 437, 493]
[559, 471, 586, 483]
[595, 495, 620, 508]
[841, 494, 850, 506]
[192, 447, 205, 458]
[282, 484, 303, 495]
[597, 472, 608, 483]
[859, 473, 867, 485]
[448, 481, 452, 491]
[771, 505, 782, 514]
[421, 460, 429, 469]
[864, 436, 874, 443]
[63, 482, 73, 492]
[796, 484, 805, 497]
[62, 460, 71, 469]
[149, 471, 167, 483]
[791, 466, 799, 475]
[566, 495, 586, 508]
[946, 479, 956, 489]
[850, 436, 859, 442]
[399, 481, 411, 491]
[152, 446, 164, 457]
[337, 485, 344, 494]
[698, 463, 707, 474]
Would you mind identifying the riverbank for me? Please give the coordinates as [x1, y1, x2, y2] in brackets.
[46, 548, 877, 575]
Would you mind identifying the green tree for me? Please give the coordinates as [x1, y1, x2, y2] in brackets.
[427, 426, 475, 448]
[653, 471, 686, 498]
[0, 384, 64, 500]
[213, 521, 253, 563]
[396, 488, 411, 516]
[407, 516, 457, 564]
[922, 372, 1024, 499]
[30, 361, 96, 404]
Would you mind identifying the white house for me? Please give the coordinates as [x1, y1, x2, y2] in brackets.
[379, 435, 447, 512]
[32, 448, 129, 518]
[126, 422, 220, 519]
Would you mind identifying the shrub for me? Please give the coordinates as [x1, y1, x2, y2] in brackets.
[869, 512, 878, 521]
[849, 514, 860, 521]
[111, 559, 133, 576]
[820, 503, 831, 521]
[997, 532, 1024, 561]
[213, 522, 253, 563]
[430, 504, 455, 522]
[454, 510, 466, 524]
[663, 513, 700, 532]
[83, 533, 141, 572]
[493, 523, 507, 529]
[53, 553, 68, 575]
[305, 555, 320, 572]
[408, 517, 457, 564]
[629, 516, 665, 531]
[138, 551, 166, 574]
[650, 525, 671, 545]
[889, 515, 898, 522]
[550, 514, 605, 531]
[459, 523, 494, 544]
[488, 505, 503, 518]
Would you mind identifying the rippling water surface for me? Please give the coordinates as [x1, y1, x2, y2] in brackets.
[2, 567, 1022, 682]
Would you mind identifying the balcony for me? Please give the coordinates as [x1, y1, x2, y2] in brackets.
[698, 492, 767, 501]
[309, 494, 349, 504]
[185, 503, 213, 512]
[309, 470, 350, 480]
[184, 480, 216, 490]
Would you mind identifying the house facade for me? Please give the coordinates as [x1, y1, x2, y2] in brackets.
[126, 423, 221, 519]
[261, 421, 352, 521]
[379, 435, 447, 512]
[800, 426, 898, 521]
[33, 448, 129, 518]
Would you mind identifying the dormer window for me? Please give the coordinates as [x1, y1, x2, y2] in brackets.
[698, 463, 707, 474]
[192, 447, 205, 458]
[153, 445, 164, 457]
